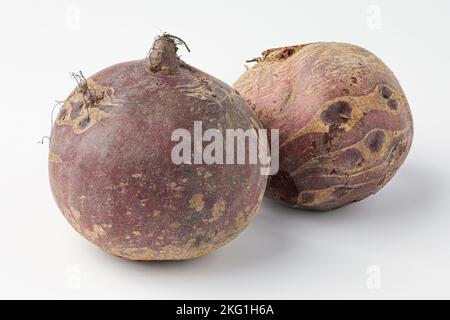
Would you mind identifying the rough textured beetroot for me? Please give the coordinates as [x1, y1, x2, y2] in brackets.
[49, 35, 267, 260]
[234, 42, 413, 211]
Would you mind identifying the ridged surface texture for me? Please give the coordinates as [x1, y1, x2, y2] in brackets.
[234, 42, 413, 210]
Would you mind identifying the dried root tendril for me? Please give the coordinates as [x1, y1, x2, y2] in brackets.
[37, 136, 50, 145]
[160, 32, 191, 52]
[70, 71, 105, 116]
[147, 32, 191, 59]
[41, 70, 103, 146]
[246, 57, 262, 63]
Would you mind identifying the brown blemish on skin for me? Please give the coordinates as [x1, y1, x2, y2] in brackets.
[235, 211, 246, 229]
[261, 45, 306, 62]
[152, 210, 161, 217]
[58, 108, 68, 121]
[204, 182, 217, 192]
[196, 167, 212, 179]
[78, 116, 90, 129]
[108, 243, 211, 261]
[335, 148, 364, 169]
[49, 152, 62, 163]
[58, 104, 110, 134]
[62, 207, 82, 233]
[84, 224, 106, 241]
[71, 208, 81, 220]
[189, 194, 205, 212]
[182, 78, 218, 101]
[56, 79, 118, 134]
[169, 182, 183, 193]
[292, 127, 409, 177]
[387, 99, 398, 110]
[107, 216, 253, 261]
[379, 85, 393, 99]
[169, 223, 181, 229]
[300, 192, 315, 204]
[281, 84, 406, 147]
[289, 132, 411, 209]
[321, 101, 352, 125]
[208, 199, 226, 222]
[298, 188, 336, 208]
[225, 113, 232, 128]
[365, 130, 385, 153]
[71, 100, 84, 111]
[248, 200, 263, 223]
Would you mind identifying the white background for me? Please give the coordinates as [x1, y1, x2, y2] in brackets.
[1, 0, 449, 299]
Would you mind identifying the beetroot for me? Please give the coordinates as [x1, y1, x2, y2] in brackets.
[234, 42, 413, 211]
[49, 35, 267, 260]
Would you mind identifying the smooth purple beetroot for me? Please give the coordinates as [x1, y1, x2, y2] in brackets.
[234, 42, 413, 211]
[49, 35, 267, 260]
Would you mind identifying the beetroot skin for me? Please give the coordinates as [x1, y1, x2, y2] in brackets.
[234, 42, 413, 211]
[49, 35, 267, 260]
